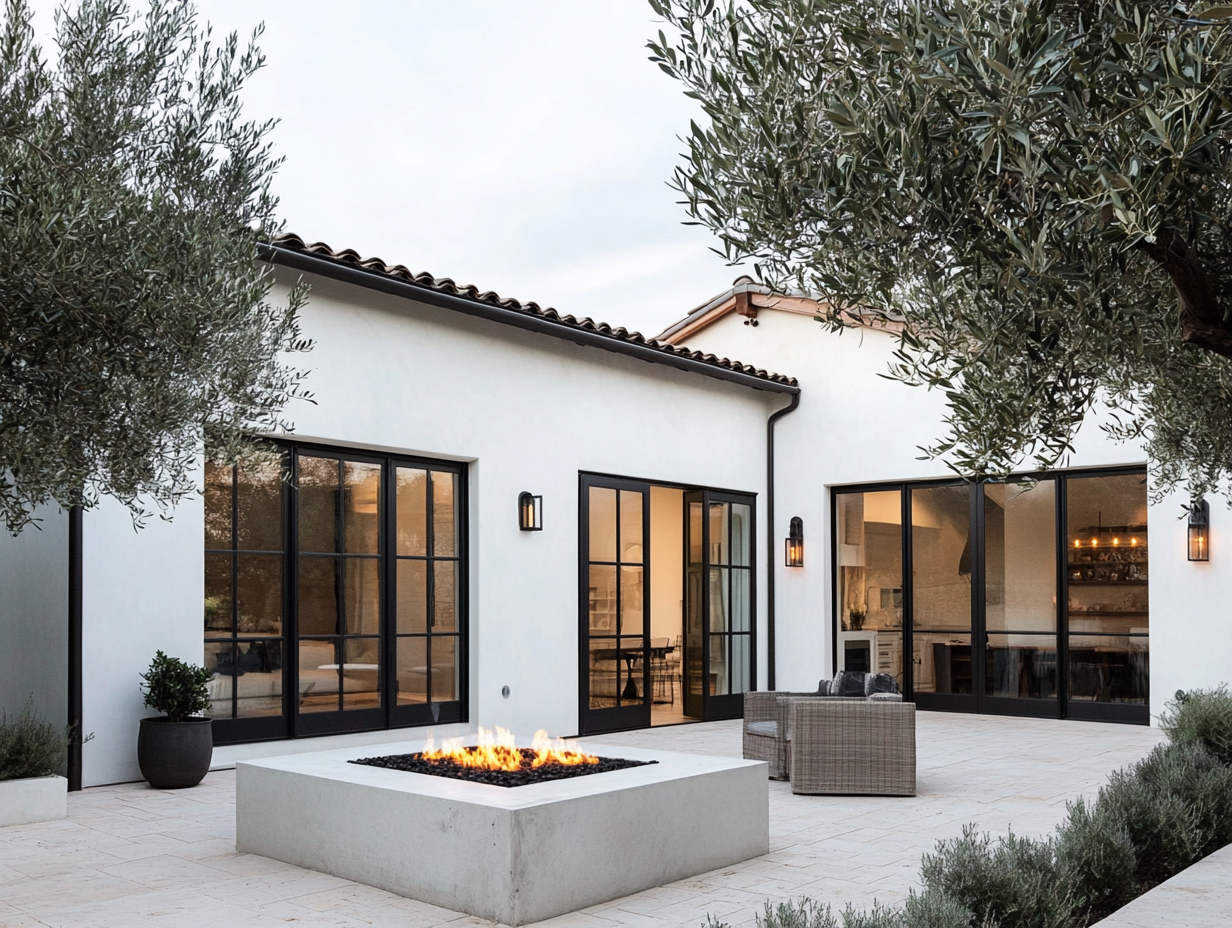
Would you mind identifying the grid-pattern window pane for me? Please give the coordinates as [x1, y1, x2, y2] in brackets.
[206, 447, 468, 742]
[203, 459, 286, 721]
[296, 455, 382, 713]
[394, 464, 463, 708]
[587, 486, 646, 709]
[708, 501, 752, 698]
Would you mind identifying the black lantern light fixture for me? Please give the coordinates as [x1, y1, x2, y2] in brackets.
[1188, 499, 1210, 562]
[785, 516, 804, 567]
[518, 491, 542, 531]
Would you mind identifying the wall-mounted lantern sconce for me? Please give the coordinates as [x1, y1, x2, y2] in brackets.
[785, 516, 804, 568]
[1188, 499, 1210, 561]
[518, 491, 542, 531]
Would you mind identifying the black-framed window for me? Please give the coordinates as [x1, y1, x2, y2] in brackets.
[831, 466, 1148, 725]
[204, 444, 468, 745]
[205, 455, 287, 740]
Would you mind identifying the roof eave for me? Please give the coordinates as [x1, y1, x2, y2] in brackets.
[261, 242, 800, 396]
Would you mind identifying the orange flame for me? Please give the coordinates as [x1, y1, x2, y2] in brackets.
[421, 726, 599, 770]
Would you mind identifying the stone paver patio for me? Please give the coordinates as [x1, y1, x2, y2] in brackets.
[0, 713, 1165, 928]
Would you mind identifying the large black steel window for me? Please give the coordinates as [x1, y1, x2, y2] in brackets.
[204, 443, 467, 745]
[831, 467, 1148, 725]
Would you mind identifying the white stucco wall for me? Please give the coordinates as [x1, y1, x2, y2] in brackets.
[45, 269, 786, 783]
[80, 495, 203, 786]
[276, 274, 783, 741]
[676, 308, 1159, 701]
[1146, 484, 1232, 719]
[0, 506, 69, 731]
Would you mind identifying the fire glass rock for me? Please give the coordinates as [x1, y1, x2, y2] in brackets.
[349, 749, 655, 788]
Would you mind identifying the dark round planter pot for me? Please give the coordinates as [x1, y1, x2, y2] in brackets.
[137, 717, 213, 789]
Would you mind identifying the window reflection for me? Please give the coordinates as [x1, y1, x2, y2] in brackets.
[836, 490, 904, 690]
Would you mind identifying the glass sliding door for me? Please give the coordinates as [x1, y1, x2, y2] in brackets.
[835, 490, 905, 689]
[580, 476, 651, 734]
[204, 456, 288, 741]
[704, 493, 754, 718]
[984, 480, 1058, 712]
[205, 442, 467, 746]
[910, 485, 975, 708]
[1064, 473, 1149, 722]
[832, 467, 1148, 725]
[683, 489, 755, 720]
[295, 452, 385, 734]
[392, 466, 464, 726]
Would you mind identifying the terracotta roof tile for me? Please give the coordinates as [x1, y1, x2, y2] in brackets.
[267, 233, 799, 391]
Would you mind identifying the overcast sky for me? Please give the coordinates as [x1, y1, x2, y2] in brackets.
[130, 1, 741, 337]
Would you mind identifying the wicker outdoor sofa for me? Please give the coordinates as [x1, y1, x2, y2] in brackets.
[742, 675, 916, 796]
[787, 698, 916, 795]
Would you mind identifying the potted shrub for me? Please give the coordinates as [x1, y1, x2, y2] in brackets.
[137, 650, 213, 789]
[0, 699, 72, 826]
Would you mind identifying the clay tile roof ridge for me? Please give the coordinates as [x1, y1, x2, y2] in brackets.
[266, 233, 798, 388]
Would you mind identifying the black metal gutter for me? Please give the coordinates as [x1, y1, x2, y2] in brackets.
[67, 504, 83, 791]
[765, 391, 801, 691]
[260, 244, 800, 397]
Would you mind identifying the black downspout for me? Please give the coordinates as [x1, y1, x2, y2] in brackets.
[766, 392, 801, 691]
[68, 504, 83, 792]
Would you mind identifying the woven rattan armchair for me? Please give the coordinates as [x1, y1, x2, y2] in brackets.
[742, 691, 819, 779]
[787, 698, 916, 796]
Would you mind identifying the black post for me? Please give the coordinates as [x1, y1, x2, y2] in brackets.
[68, 504, 83, 791]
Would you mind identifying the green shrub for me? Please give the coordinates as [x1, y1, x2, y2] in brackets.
[1160, 686, 1232, 766]
[839, 900, 902, 928]
[140, 650, 212, 722]
[919, 826, 1073, 928]
[898, 891, 977, 928]
[1094, 740, 1232, 890]
[756, 899, 838, 928]
[718, 894, 971, 928]
[0, 698, 72, 781]
[1054, 796, 1138, 924]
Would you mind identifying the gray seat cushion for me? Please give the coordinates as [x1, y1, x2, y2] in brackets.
[868, 692, 903, 702]
[831, 670, 868, 696]
[865, 672, 900, 696]
[746, 720, 779, 738]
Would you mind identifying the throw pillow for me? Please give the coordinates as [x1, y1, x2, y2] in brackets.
[864, 672, 900, 696]
[816, 678, 831, 696]
[831, 670, 867, 697]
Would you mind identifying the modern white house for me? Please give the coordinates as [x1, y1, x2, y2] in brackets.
[2, 233, 1229, 789]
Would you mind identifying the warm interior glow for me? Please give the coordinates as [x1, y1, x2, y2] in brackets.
[1112, 537, 1120, 546]
[1131, 537, 1139, 546]
[1091, 537, 1099, 546]
[421, 726, 599, 770]
[1073, 539, 1081, 548]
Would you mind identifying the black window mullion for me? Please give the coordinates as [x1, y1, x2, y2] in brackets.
[229, 466, 239, 720]
[901, 486, 913, 699]
[1057, 475, 1070, 716]
[426, 469, 436, 703]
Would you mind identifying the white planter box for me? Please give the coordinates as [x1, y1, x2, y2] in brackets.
[238, 742, 768, 926]
[0, 775, 67, 827]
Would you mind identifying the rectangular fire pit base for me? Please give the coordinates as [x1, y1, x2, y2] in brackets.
[236, 742, 768, 926]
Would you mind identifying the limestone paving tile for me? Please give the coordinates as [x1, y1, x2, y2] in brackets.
[0, 713, 1168, 928]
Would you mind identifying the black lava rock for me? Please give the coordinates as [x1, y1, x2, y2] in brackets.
[348, 749, 655, 788]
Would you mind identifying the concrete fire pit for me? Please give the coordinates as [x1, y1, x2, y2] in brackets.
[236, 741, 768, 925]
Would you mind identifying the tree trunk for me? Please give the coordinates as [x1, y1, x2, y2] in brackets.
[1140, 228, 1232, 358]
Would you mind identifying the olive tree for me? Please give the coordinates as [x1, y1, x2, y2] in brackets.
[0, 0, 310, 533]
[650, 0, 1232, 499]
